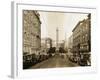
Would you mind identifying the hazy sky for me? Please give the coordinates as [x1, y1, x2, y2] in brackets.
[39, 11, 88, 41]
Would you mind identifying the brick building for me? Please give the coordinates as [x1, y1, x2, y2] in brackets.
[72, 14, 91, 65]
[23, 10, 41, 55]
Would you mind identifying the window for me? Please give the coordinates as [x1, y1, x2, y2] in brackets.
[86, 24, 88, 30]
[85, 34, 88, 41]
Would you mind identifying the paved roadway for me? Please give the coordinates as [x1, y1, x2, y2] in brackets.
[29, 54, 79, 69]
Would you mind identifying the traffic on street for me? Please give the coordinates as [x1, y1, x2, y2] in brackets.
[29, 53, 79, 69]
[23, 10, 91, 69]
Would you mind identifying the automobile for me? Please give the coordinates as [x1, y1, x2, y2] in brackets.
[78, 54, 90, 66]
[23, 54, 33, 69]
[31, 54, 37, 64]
[51, 53, 55, 57]
[78, 59, 87, 66]
[67, 54, 75, 62]
[68, 55, 74, 62]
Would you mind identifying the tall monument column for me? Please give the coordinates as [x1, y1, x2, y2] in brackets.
[56, 27, 59, 53]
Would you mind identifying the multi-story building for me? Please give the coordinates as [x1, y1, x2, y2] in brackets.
[67, 35, 73, 59]
[80, 14, 91, 53]
[72, 14, 91, 65]
[41, 38, 53, 53]
[72, 21, 82, 56]
[41, 38, 53, 55]
[68, 35, 73, 53]
[45, 38, 52, 51]
[72, 14, 91, 53]
[23, 10, 41, 55]
[41, 38, 46, 53]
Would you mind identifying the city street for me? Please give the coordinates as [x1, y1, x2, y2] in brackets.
[23, 11, 91, 69]
[29, 54, 79, 69]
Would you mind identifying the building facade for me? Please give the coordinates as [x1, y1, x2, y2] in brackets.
[23, 10, 41, 55]
[45, 38, 52, 51]
[72, 14, 91, 64]
[80, 14, 91, 53]
[72, 21, 82, 56]
[68, 35, 73, 53]
[41, 38, 47, 53]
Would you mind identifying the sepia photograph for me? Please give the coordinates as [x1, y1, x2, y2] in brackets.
[11, 1, 97, 78]
[23, 10, 91, 69]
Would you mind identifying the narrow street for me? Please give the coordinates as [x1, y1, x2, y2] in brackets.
[23, 11, 91, 69]
[29, 54, 79, 69]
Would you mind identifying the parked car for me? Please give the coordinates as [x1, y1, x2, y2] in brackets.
[78, 54, 91, 66]
[78, 59, 87, 66]
[68, 54, 78, 63]
[23, 54, 33, 69]
[31, 54, 37, 64]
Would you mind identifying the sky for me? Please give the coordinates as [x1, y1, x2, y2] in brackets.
[39, 11, 88, 41]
